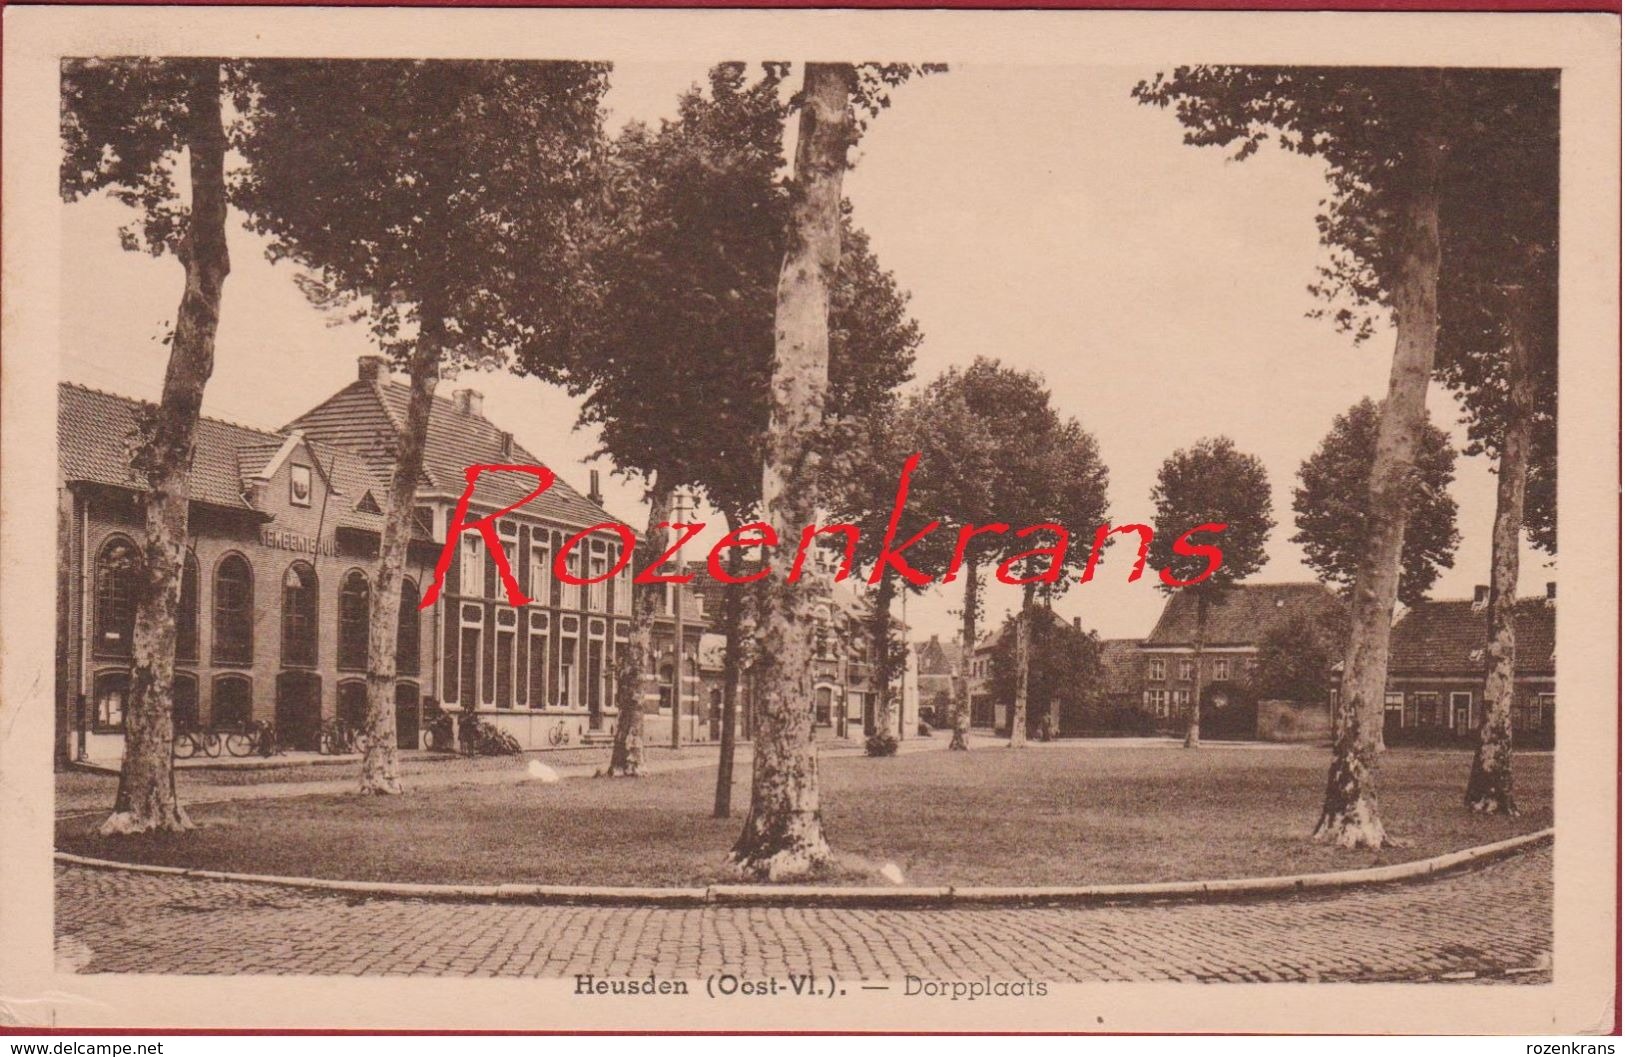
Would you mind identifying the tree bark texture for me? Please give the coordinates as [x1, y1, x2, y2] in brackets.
[1185, 591, 1207, 750]
[608, 481, 674, 777]
[1009, 583, 1034, 747]
[358, 322, 441, 795]
[870, 573, 896, 742]
[949, 565, 978, 751]
[713, 518, 746, 817]
[1313, 171, 1441, 850]
[1465, 287, 1531, 816]
[102, 63, 229, 836]
[730, 63, 852, 879]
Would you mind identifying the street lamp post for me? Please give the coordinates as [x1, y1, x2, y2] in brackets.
[671, 487, 688, 750]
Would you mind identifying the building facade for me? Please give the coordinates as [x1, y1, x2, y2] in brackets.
[1380, 585, 1557, 749]
[1140, 582, 1346, 739]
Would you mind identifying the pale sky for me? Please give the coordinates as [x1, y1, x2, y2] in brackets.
[59, 61, 1555, 645]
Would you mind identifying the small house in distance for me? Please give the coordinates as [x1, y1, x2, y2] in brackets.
[1382, 584, 1556, 749]
[1140, 582, 1346, 740]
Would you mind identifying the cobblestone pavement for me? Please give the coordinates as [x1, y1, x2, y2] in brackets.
[55, 846, 1551, 983]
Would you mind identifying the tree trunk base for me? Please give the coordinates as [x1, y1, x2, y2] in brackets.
[948, 729, 969, 751]
[1184, 731, 1200, 750]
[359, 776, 403, 796]
[98, 806, 193, 836]
[1465, 749, 1519, 816]
[1312, 752, 1389, 849]
[730, 813, 831, 881]
[607, 735, 643, 778]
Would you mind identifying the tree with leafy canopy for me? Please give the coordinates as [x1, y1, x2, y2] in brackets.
[1250, 604, 1351, 706]
[234, 59, 609, 795]
[1432, 72, 1558, 816]
[1294, 397, 1461, 609]
[520, 64, 919, 801]
[989, 608, 1105, 738]
[1136, 66, 1472, 847]
[62, 58, 233, 834]
[1146, 436, 1274, 749]
[728, 61, 942, 880]
[822, 377, 998, 749]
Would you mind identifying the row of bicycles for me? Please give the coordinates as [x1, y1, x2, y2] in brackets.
[171, 720, 284, 759]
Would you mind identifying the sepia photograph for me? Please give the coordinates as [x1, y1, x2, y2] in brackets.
[0, 3, 1618, 1038]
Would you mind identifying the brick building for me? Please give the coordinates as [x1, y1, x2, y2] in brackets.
[1380, 585, 1557, 748]
[1140, 582, 1346, 739]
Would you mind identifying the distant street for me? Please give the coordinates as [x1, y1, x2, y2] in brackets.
[56, 846, 1551, 982]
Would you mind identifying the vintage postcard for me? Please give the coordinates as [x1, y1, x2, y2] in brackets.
[1, 3, 1618, 1035]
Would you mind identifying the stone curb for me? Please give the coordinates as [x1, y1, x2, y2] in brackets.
[54, 827, 1551, 908]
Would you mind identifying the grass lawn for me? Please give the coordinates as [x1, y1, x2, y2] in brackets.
[56, 744, 1552, 887]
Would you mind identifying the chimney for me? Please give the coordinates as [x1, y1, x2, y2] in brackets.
[1546, 581, 1557, 602]
[1072, 616, 1082, 631]
[498, 430, 513, 458]
[357, 355, 385, 383]
[588, 469, 604, 505]
[453, 389, 483, 416]
[1472, 585, 1490, 608]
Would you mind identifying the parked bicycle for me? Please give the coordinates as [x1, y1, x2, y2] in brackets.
[224, 719, 282, 758]
[547, 718, 570, 747]
[421, 704, 455, 752]
[172, 728, 222, 759]
[319, 717, 367, 756]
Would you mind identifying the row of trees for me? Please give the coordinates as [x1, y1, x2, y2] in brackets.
[1136, 66, 1558, 844]
[67, 57, 1555, 875]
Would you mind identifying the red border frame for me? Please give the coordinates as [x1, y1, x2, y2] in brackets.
[8, 0, 1621, 1037]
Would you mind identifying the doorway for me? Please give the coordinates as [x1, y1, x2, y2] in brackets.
[275, 671, 323, 752]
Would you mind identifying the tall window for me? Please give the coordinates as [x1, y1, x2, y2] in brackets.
[527, 611, 550, 709]
[397, 578, 421, 675]
[558, 616, 578, 707]
[587, 619, 606, 717]
[613, 564, 632, 616]
[460, 534, 484, 598]
[530, 540, 552, 607]
[177, 551, 200, 662]
[338, 569, 370, 670]
[1147, 657, 1166, 681]
[497, 519, 519, 589]
[94, 537, 139, 657]
[1178, 658, 1196, 681]
[213, 553, 253, 664]
[495, 607, 517, 708]
[92, 669, 129, 731]
[1384, 691, 1404, 727]
[560, 547, 582, 610]
[587, 538, 609, 613]
[212, 674, 252, 729]
[281, 561, 318, 668]
[1211, 657, 1230, 681]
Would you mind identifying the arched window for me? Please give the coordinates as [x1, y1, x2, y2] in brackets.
[212, 674, 252, 729]
[281, 561, 318, 668]
[338, 569, 370, 670]
[174, 672, 199, 732]
[213, 553, 253, 664]
[397, 578, 421, 676]
[93, 537, 139, 657]
[177, 551, 200, 662]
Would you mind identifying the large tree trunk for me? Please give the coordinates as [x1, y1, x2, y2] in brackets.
[1313, 171, 1441, 850]
[730, 63, 852, 880]
[1185, 592, 1207, 750]
[713, 514, 746, 817]
[870, 573, 897, 743]
[1466, 287, 1531, 816]
[607, 480, 674, 777]
[949, 564, 978, 751]
[1009, 583, 1035, 747]
[100, 63, 229, 836]
[358, 323, 441, 795]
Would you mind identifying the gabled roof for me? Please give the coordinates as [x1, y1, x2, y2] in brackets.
[914, 635, 962, 676]
[1144, 582, 1344, 649]
[59, 382, 400, 533]
[286, 378, 617, 531]
[1097, 638, 1144, 694]
[1390, 596, 1556, 676]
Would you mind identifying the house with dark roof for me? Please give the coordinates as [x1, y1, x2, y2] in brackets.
[55, 357, 659, 763]
[1381, 584, 1556, 748]
[913, 634, 962, 728]
[1140, 582, 1346, 739]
